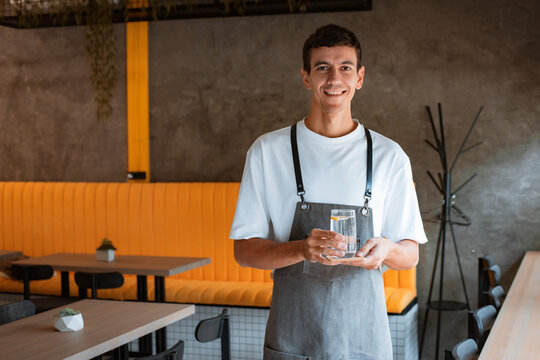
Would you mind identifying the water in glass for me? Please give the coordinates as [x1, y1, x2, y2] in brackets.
[330, 209, 357, 258]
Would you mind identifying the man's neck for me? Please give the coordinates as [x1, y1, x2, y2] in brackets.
[304, 109, 357, 138]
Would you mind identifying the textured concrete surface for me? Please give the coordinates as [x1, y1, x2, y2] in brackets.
[1, 0, 539, 358]
[0, 25, 127, 181]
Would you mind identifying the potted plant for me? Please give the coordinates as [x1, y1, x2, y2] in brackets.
[54, 308, 84, 332]
[96, 238, 117, 262]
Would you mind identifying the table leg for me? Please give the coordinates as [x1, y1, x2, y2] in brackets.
[137, 275, 148, 302]
[61, 271, 70, 298]
[136, 275, 152, 355]
[112, 344, 129, 360]
[155, 276, 167, 352]
[155, 276, 165, 302]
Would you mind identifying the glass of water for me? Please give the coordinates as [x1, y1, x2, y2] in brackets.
[330, 209, 357, 258]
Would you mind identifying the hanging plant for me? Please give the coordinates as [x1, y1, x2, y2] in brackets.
[15, 0, 117, 120]
[85, 0, 117, 121]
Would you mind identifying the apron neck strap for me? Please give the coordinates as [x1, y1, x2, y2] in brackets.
[290, 122, 373, 206]
[364, 126, 373, 201]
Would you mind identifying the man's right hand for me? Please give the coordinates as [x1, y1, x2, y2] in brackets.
[303, 229, 347, 265]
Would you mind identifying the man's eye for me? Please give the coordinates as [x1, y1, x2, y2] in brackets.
[342, 66, 352, 71]
[317, 66, 328, 71]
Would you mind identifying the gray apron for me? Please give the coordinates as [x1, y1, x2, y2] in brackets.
[263, 124, 392, 360]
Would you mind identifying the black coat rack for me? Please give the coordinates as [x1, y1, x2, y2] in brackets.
[419, 103, 484, 360]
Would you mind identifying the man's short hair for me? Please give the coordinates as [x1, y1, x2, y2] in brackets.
[302, 24, 362, 73]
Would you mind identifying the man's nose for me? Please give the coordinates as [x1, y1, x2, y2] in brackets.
[327, 69, 342, 84]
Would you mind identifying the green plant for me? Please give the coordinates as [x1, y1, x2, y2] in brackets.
[85, 0, 117, 121]
[97, 238, 117, 251]
[55, 307, 81, 318]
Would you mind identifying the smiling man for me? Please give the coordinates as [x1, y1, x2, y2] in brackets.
[230, 24, 427, 360]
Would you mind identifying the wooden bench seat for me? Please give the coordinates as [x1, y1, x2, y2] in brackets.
[0, 182, 416, 313]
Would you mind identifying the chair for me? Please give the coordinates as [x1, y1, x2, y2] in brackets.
[468, 305, 497, 350]
[134, 340, 184, 360]
[444, 338, 479, 360]
[195, 308, 231, 360]
[0, 300, 36, 325]
[479, 254, 495, 269]
[488, 285, 505, 312]
[10, 264, 74, 313]
[478, 255, 501, 307]
[74, 271, 124, 299]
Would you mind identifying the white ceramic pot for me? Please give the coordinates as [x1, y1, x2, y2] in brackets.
[96, 249, 115, 262]
[54, 313, 84, 332]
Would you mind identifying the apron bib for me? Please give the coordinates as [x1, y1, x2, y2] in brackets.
[263, 124, 392, 360]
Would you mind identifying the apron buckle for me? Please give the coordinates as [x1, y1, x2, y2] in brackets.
[298, 192, 310, 211]
[361, 196, 371, 216]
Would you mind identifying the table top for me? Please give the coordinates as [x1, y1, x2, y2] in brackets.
[12, 252, 210, 276]
[479, 251, 540, 360]
[0, 250, 23, 261]
[0, 299, 194, 360]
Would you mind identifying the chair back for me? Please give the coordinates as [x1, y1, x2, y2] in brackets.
[136, 340, 184, 360]
[0, 300, 36, 325]
[488, 285, 505, 311]
[468, 305, 497, 350]
[75, 272, 124, 299]
[478, 256, 500, 307]
[487, 264, 501, 286]
[444, 338, 479, 360]
[479, 254, 495, 269]
[195, 308, 231, 360]
[10, 265, 54, 300]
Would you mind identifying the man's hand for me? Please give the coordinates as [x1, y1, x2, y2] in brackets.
[303, 229, 347, 266]
[345, 237, 419, 270]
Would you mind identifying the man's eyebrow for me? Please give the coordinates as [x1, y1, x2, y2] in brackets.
[313, 61, 330, 67]
[313, 60, 356, 67]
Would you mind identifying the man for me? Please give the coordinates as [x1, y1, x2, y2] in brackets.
[230, 24, 427, 360]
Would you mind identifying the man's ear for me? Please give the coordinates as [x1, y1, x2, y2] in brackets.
[301, 68, 312, 90]
[356, 66, 365, 90]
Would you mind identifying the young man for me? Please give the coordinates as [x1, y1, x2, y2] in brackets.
[230, 24, 427, 360]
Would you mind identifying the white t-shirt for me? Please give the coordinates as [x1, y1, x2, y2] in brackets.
[230, 119, 428, 245]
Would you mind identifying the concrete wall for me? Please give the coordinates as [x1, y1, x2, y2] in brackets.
[1, 0, 539, 357]
[0, 25, 127, 181]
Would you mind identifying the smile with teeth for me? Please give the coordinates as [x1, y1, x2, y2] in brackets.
[324, 89, 346, 95]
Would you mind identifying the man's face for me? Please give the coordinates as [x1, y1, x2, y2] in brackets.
[301, 46, 364, 115]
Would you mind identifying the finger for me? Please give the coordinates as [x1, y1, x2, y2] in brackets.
[319, 256, 342, 266]
[342, 257, 367, 267]
[308, 232, 345, 250]
[362, 249, 384, 269]
[325, 239, 347, 251]
[320, 247, 345, 258]
[312, 229, 345, 241]
[358, 238, 378, 257]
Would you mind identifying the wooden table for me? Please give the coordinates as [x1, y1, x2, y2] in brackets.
[0, 250, 22, 261]
[479, 251, 540, 359]
[12, 252, 210, 352]
[12, 252, 210, 300]
[0, 299, 194, 360]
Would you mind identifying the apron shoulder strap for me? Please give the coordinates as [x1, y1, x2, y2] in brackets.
[290, 122, 373, 206]
[364, 126, 373, 200]
[290, 123, 307, 208]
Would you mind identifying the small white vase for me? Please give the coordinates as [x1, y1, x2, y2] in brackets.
[96, 249, 115, 262]
[55, 313, 84, 332]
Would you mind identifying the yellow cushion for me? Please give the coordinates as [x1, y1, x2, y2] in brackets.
[0, 182, 416, 312]
[0, 274, 413, 312]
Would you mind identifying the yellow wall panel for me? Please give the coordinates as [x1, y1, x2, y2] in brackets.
[127, 22, 150, 182]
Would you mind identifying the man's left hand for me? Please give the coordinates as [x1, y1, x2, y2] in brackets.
[345, 237, 393, 270]
[343, 237, 419, 270]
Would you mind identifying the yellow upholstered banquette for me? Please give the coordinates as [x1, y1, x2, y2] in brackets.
[0, 182, 415, 313]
